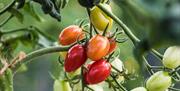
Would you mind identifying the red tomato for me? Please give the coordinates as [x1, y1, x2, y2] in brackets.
[87, 35, 110, 60]
[64, 44, 87, 72]
[108, 38, 117, 54]
[59, 25, 84, 45]
[85, 59, 111, 84]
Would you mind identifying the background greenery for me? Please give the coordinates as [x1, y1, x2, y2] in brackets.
[0, 0, 180, 91]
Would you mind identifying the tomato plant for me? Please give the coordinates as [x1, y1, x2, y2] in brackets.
[87, 35, 110, 60]
[1, 0, 180, 91]
[64, 44, 87, 72]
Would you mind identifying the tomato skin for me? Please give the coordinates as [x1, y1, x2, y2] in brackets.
[64, 44, 87, 72]
[146, 71, 172, 91]
[163, 46, 180, 69]
[85, 59, 111, 84]
[59, 25, 84, 45]
[108, 38, 117, 54]
[90, 4, 113, 31]
[87, 35, 110, 60]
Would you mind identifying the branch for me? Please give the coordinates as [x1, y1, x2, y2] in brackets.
[97, 4, 140, 44]
[14, 45, 70, 73]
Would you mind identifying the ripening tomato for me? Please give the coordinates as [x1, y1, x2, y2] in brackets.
[131, 87, 147, 91]
[108, 38, 117, 54]
[59, 25, 84, 45]
[64, 44, 87, 72]
[87, 35, 110, 60]
[163, 46, 180, 69]
[146, 71, 172, 91]
[85, 59, 111, 84]
[90, 4, 113, 31]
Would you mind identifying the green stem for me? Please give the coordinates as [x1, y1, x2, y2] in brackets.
[97, 4, 140, 44]
[169, 87, 180, 91]
[110, 74, 127, 91]
[13, 46, 70, 73]
[86, 8, 93, 38]
[151, 49, 163, 60]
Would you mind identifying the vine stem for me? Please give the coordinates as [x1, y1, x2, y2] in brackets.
[110, 74, 128, 91]
[13, 46, 70, 73]
[97, 4, 140, 44]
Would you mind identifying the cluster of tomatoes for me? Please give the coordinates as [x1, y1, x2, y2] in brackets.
[57, 1, 116, 85]
[57, 1, 180, 90]
[58, 23, 116, 85]
[58, 3, 115, 85]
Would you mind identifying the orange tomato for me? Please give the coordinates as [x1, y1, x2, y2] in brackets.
[87, 35, 110, 60]
[59, 25, 84, 45]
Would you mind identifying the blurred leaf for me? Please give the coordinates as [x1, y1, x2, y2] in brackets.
[0, 69, 13, 91]
[61, 0, 69, 8]
[17, 63, 28, 73]
[8, 8, 24, 23]
[16, 0, 25, 9]
[23, 2, 43, 22]
[53, 80, 72, 91]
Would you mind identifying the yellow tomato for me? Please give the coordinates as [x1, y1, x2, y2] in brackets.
[90, 4, 113, 31]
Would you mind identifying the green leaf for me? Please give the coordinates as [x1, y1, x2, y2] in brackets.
[8, 8, 24, 23]
[61, 0, 69, 9]
[23, 2, 43, 22]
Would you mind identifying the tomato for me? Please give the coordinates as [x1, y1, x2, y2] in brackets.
[59, 25, 84, 45]
[84, 59, 111, 84]
[146, 71, 172, 91]
[87, 35, 110, 60]
[90, 4, 113, 31]
[163, 46, 180, 69]
[64, 44, 87, 72]
[53, 80, 72, 91]
[131, 87, 147, 91]
[108, 38, 117, 54]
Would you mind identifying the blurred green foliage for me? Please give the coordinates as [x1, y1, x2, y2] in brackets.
[0, 0, 180, 91]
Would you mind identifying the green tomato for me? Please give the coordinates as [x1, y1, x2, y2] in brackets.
[146, 71, 171, 91]
[131, 87, 147, 91]
[90, 3, 113, 31]
[163, 46, 180, 69]
[53, 80, 72, 91]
